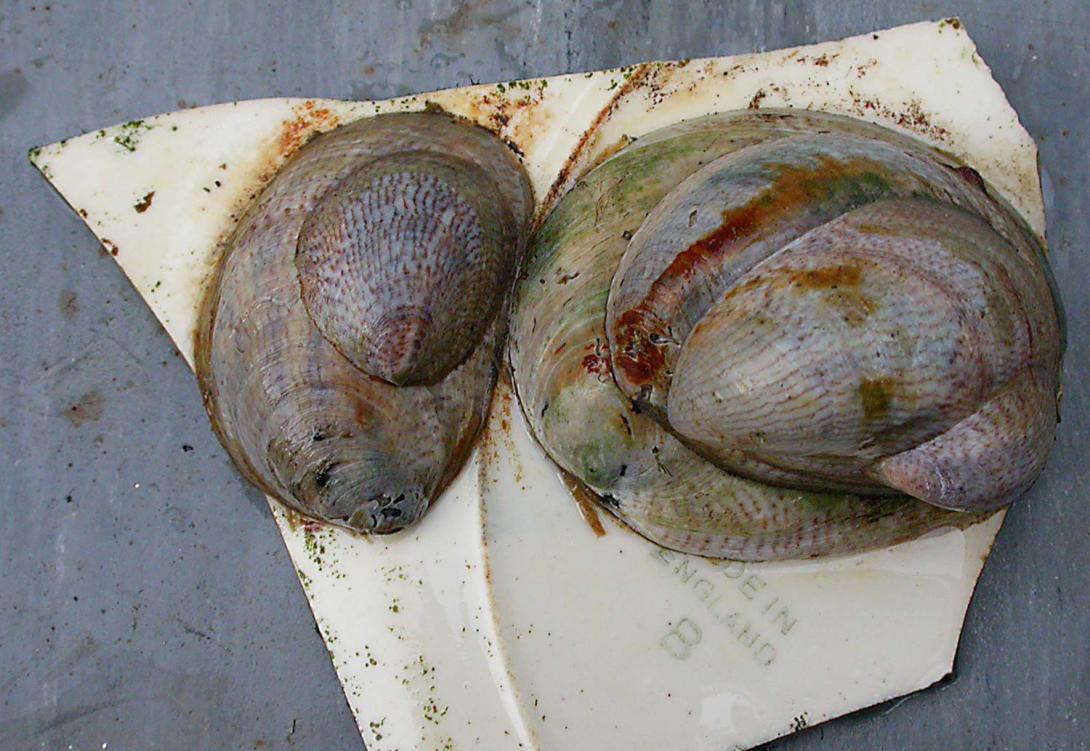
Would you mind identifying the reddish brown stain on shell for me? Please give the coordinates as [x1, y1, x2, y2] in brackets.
[612, 155, 878, 389]
[581, 339, 614, 381]
[610, 308, 666, 387]
[662, 156, 874, 290]
[581, 352, 611, 377]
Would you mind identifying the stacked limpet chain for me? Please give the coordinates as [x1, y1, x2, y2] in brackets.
[196, 105, 1061, 560]
[196, 111, 532, 533]
[509, 109, 1063, 561]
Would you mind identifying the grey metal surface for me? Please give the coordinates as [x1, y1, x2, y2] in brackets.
[1, 1, 1086, 749]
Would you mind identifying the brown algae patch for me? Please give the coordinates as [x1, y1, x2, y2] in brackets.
[859, 377, 896, 421]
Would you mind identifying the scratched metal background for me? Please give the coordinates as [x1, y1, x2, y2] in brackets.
[1, 1, 1086, 749]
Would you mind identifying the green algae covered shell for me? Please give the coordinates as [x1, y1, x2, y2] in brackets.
[509, 109, 1063, 560]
